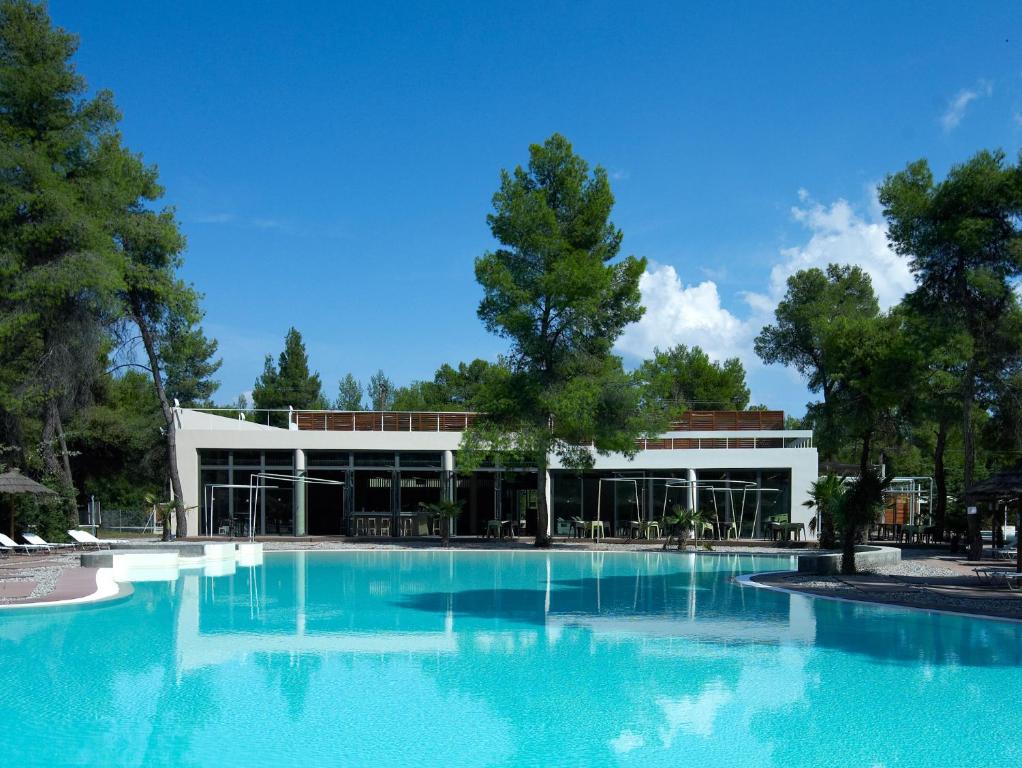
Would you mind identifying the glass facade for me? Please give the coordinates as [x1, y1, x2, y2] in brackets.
[198, 449, 793, 539]
[198, 450, 295, 536]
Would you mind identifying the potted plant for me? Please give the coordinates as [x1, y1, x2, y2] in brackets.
[422, 499, 463, 547]
[662, 504, 710, 551]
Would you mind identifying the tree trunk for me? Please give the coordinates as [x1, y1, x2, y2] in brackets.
[132, 303, 187, 539]
[41, 400, 73, 488]
[962, 374, 981, 560]
[535, 468, 550, 548]
[841, 524, 856, 574]
[933, 418, 948, 541]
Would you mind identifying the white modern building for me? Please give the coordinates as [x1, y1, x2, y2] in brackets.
[174, 408, 818, 540]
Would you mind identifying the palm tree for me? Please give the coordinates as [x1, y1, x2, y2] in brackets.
[834, 467, 888, 574]
[422, 499, 462, 547]
[663, 505, 710, 551]
[803, 474, 845, 549]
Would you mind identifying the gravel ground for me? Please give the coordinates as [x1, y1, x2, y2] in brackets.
[865, 561, 960, 578]
[0, 553, 77, 604]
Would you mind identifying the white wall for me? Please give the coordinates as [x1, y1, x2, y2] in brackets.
[176, 410, 818, 536]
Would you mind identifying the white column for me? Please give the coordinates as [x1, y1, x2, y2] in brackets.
[544, 469, 552, 536]
[294, 448, 307, 536]
[687, 468, 697, 512]
[442, 450, 454, 537]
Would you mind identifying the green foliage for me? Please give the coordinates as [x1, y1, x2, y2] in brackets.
[754, 264, 879, 459]
[252, 328, 326, 416]
[366, 369, 394, 410]
[880, 150, 1022, 555]
[392, 359, 496, 411]
[465, 134, 648, 545]
[68, 370, 163, 508]
[834, 467, 889, 574]
[0, 0, 125, 484]
[636, 344, 750, 419]
[334, 373, 364, 410]
[803, 474, 844, 549]
[662, 505, 710, 551]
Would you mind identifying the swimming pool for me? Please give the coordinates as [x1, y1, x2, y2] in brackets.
[2, 550, 1020, 767]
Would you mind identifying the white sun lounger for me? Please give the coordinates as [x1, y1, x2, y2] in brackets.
[67, 530, 112, 550]
[21, 532, 75, 551]
[0, 532, 50, 554]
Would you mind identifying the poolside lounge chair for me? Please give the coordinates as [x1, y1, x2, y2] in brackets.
[22, 533, 75, 551]
[974, 567, 1022, 590]
[67, 530, 112, 550]
[0, 532, 50, 554]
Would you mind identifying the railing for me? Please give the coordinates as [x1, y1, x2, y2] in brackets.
[670, 410, 785, 431]
[636, 431, 812, 450]
[293, 410, 477, 432]
[184, 408, 810, 448]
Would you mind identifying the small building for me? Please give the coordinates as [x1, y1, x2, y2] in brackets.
[173, 408, 818, 539]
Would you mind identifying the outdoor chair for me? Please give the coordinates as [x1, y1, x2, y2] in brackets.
[67, 530, 112, 550]
[974, 567, 1022, 590]
[569, 517, 586, 538]
[0, 532, 50, 554]
[587, 519, 606, 541]
[22, 533, 75, 551]
[379, 517, 391, 537]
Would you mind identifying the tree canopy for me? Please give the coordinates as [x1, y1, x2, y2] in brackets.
[636, 344, 750, 417]
[252, 328, 325, 413]
[464, 134, 648, 546]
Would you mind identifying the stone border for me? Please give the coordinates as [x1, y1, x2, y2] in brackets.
[796, 545, 901, 574]
[0, 567, 132, 611]
[736, 571, 1022, 625]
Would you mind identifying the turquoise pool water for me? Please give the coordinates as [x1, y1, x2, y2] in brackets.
[2, 550, 1021, 767]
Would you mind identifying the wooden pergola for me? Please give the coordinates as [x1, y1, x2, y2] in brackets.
[965, 465, 1022, 573]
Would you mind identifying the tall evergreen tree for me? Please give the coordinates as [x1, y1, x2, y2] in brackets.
[252, 328, 325, 419]
[335, 373, 364, 410]
[880, 150, 1022, 558]
[464, 134, 648, 547]
[0, 0, 123, 500]
[754, 264, 880, 460]
[366, 369, 394, 410]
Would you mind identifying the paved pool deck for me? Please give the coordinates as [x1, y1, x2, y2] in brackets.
[753, 551, 1022, 621]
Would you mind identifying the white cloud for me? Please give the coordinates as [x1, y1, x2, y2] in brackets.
[940, 80, 993, 132]
[744, 190, 914, 313]
[615, 263, 751, 363]
[616, 189, 914, 378]
[656, 684, 733, 745]
[609, 730, 645, 754]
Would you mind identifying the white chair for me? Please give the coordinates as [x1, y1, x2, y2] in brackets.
[22, 532, 75, 551]
[67, 530, 111, 550]
[379, 517, 391, 536]
[0, 532, 50, 553]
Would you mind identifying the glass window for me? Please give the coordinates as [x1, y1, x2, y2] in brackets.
[199, 450, 230, 467]
[232, 450, 262, 467]
[352, 470, 392, 512]
[199, 469, 229, 535]
[398, 452, 442, 468]
[308, 451, 350, 468]
[353, 452, 395, 467]
[264, 451, 294, 467]
[399, 472, 442, 511]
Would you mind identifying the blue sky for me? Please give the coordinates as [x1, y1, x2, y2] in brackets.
[51, 1, 1022, 415]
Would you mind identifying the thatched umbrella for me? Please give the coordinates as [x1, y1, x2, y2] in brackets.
[0, 469, 58, 539]
[964, 464, 1022, 573]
